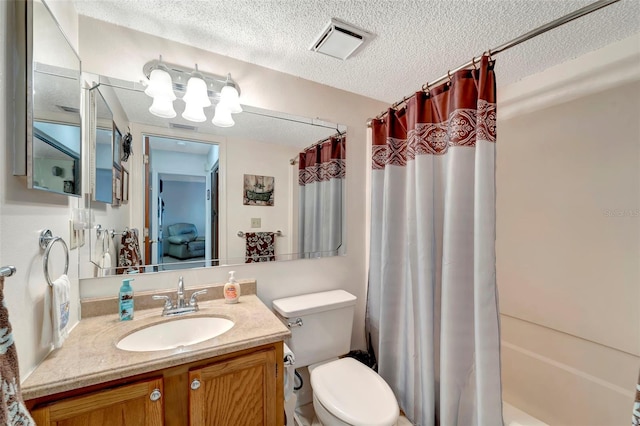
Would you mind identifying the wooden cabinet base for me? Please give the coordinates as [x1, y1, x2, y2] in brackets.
[27, 342, 284, 426]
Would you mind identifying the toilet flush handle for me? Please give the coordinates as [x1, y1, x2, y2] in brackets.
[287, 318, 303, 328]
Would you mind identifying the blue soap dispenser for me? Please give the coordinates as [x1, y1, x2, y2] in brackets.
[119, 278, 135, 321]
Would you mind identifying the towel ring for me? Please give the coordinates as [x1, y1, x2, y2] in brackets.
[39, 229, 69, 287]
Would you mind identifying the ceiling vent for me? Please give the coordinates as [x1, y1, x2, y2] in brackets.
[309, 18, 374, 60]
[169, 123, 198, 131]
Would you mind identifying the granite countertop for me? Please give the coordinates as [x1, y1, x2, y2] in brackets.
[22, 294, 290, 400]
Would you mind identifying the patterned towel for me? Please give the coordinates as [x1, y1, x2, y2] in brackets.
[245, 232, 276, 263]
[118, 229, 142, 274]
[633, 369, 640, 425]
[0, 277, 35, 425]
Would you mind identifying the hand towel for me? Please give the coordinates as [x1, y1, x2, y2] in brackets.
[118, 229, 142, 274]
[108, 233, 118, 274]
[50, 275, 71, 349]
[245, 232, 276, 263]
[98, 252, 111, 277]
[0, 277, 36, 425]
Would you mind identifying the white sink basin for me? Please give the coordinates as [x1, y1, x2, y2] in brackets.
[116, 316, 234, 352]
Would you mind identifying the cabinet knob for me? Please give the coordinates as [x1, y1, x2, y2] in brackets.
[191, 379, 201, 390]
[149, 388, 162, 402]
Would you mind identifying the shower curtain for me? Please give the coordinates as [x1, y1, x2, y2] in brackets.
[298, 135, 345, 258]
[367, 56, 502, 425]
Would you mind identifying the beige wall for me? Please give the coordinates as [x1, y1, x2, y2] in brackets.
[497, 34, 640, 425]
[0, 0, 82, 380]
[225, 138, 300, 260]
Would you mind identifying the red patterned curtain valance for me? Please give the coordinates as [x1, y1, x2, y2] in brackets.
[299, 135, 346, 186]
[372, 56, 496, 170]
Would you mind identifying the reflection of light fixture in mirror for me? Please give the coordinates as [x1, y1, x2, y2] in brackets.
[182, 65, 211, 122]
[220, 74, 243, 114]
[212, 103, 234, 127]
[143, 58, 242, 127]
[149, 95, 177, 118]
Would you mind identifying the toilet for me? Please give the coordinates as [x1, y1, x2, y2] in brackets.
[273, 290, 399, 426]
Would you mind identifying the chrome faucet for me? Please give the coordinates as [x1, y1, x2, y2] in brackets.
[152, 276, 207, 316]
[177, 276, 186, 308]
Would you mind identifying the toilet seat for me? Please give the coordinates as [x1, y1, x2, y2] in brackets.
[310, 358, 398, 426]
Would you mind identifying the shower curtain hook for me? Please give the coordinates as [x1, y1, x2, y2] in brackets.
[471, 56, 478, 70]
[447, 70, 453, 86]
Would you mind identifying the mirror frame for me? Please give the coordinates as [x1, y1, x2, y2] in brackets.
[12, 0, 83, 197]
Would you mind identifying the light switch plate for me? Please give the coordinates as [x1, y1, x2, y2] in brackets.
[251, 218, 261, 228]
[69, 220, 78, 250]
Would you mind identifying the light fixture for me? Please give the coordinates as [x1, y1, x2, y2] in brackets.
[212, 103, 234, 127]
[143, 58, 243, 127]
[144, 57, 176, 118]
[220, 74, 242, 114]
[182, 65, 211, 122]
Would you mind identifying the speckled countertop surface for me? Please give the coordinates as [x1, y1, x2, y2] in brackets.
[22, 295, 290, 400]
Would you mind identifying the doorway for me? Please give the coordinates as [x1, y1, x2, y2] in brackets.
[143, 135, 219, 271]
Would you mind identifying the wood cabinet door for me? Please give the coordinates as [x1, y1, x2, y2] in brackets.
[189, 348, 277, 426]
[30, 377, 163, 426]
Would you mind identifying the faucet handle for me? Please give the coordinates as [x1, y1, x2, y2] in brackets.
[189, 289, 207, 307]
[152, 295, 173, 309]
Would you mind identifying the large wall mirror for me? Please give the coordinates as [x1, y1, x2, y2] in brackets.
[83, 75, 346, 278]
[91, 87, 114, 203]
[15, 0, 82, 196]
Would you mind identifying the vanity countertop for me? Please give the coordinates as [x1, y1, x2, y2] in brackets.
[22, 294, 290, 400]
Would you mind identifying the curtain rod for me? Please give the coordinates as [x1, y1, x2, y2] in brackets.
[289, 131, 346, 165]
[367, 0, 622, 126]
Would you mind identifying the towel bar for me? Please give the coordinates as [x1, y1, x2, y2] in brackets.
[0, 266, 16, 278]
[237, 230, 283, 238]
[39, 229, 69, 287]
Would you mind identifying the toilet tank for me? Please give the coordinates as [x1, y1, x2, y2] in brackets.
[272, 290, 356, 368]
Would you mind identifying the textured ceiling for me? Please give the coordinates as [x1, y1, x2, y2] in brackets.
[72, 0, 640, 102]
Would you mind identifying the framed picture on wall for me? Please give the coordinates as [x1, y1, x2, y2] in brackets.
[121, 167, 129, 204]
[243, 174, 274, 206]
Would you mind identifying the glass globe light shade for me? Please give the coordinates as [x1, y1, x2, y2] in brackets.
[212, 103, 234, 127]
[183, 75, 211, 107]
[149, 95, 176, 118]
[220, 85, 242, 114]
[144, 67, 175, 99]
[182, 101, 207, 122]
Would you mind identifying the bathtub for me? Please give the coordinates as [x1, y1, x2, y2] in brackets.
[503, 402, 549, 426]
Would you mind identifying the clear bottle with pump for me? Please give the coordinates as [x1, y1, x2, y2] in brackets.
[224, 271, 240, 304]
[119, 278, 135, 320]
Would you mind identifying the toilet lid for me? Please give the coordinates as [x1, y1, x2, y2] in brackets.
[310, 358, 398, 426]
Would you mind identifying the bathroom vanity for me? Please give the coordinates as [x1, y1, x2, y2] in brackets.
[23, 293, 290, 425]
